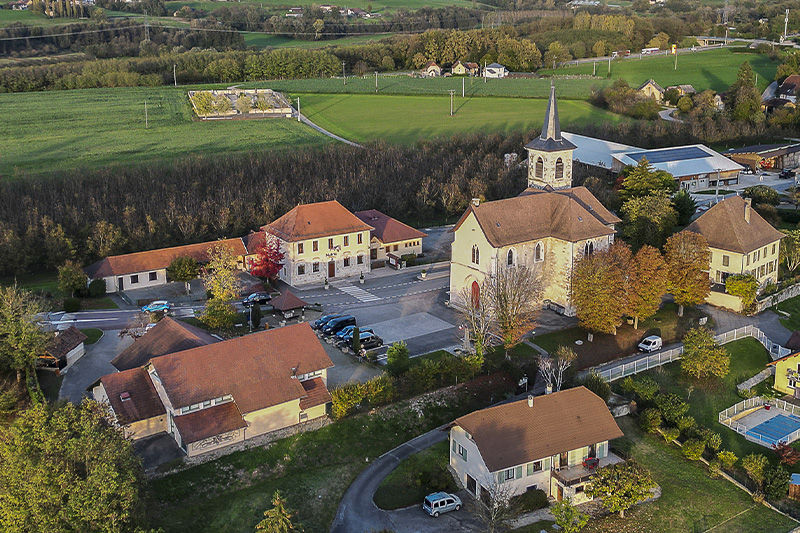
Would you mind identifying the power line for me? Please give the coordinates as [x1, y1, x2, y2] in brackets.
[0, 24, 146, 41]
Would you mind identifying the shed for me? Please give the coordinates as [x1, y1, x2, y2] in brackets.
[789, 473, 800, 500]
[270, 291, 308, 312]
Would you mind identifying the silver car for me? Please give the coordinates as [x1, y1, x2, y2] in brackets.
[422, 492, 461, 517]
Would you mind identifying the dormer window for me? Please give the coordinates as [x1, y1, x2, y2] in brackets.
[120, 392, 130, 402]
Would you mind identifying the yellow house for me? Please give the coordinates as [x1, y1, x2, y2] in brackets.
[452, 61, 468, 75]
[450, 86, 620, 315]
[638, 79, 665, 102]
[263, 200, 373, 286]
[769, 352, 800, 398]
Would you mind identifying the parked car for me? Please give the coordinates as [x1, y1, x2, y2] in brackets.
[360, 333, 383, 350]
[638, 335, 663, 353]
[312, 314, 344, 330]
[780, 169, 796, 180]
[322, 316, 356, 335]
[336, 326, 374, 342]
[242, 292, 271, 308]
[334, 324, 358, 340]
[422, 492, 461, 517]
[141, 300, 170, 313]
[740, 168, 754, 175]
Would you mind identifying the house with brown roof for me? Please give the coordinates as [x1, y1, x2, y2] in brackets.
[450, 87, 620, 315]
[422, 61, 442, 77]
[262, 200, 373, 286]
[93, 322, 333, 456]
[354, 209, 427, 267]
[84, 238, 248, 293]
[41, 326, 87, 373]
[449, 387, 624, 502]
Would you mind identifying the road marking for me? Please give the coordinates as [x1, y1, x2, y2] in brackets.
[47, 318, 118, 324]
[337, 285, 381, 302]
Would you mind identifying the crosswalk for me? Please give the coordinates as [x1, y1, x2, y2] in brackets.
[337, 284, 381, 302]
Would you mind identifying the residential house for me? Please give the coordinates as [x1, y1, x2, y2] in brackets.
[84, 237, 248, 293]
[450, 87, 620, 315]
[684, 195, 784, 311]
[484, 63, 508, 79]
[41, 326, 87, 373]
[449, 387, 624, 502]
[666, 84, 697, 97]
[347, 7, 366, 17]
[778, 75, 800, 103]
[768, 351, 800, 398]
[263, 200, 373, 286]
[451, 61, 468, 76]
[93, 322, 333, 456]
[638, 79, 664, 102]
[286, 7, 303, 17]
[422, 61, 442, 77]
[354, 209, 427, 267]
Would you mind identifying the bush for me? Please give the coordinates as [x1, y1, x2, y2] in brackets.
[87, 279, 106, 297]
[63, 298, 81, 312]
[640, 408, 662, 433]
[582, 372, 610, 402]
[387, 342, 410, 376]
[726, 274, 758, 308]
[363, 375, 397, 406]
[682, 439, 705, 461]
[763, 465, 790, 500]
[621, 375, 660, 401]
[512, 489, 549, 512]
[659, 426, 680, 444]
[743, 453, 769, 486]
[330, 382, 366, 420]
[676, 415, 696, 433]
[399, 254, 417, 267]
[717, 450, 738, 470]
[738, 387, 757, 399]
[743, 185, 780, 206]
[708, 459, 722, 478]
[655, 393, 689, 423]
[698, 428, 722, 451]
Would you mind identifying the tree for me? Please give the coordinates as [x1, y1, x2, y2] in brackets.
[552, 497, 589, 533]
[654, 392, 689, 423]
[743, 185, 780, 206]
[457, 284, 494, 360]
[386, 341, 410, 376]
[727, 62, 763, 122]
[672, 190, 697, 226]
[582, 371, 610, 402]
[250, 235, 285, 281]
[627, 245, 668, 329]
[681, 327, 729, 379]
[538, 346, 576, 393]
[202, 243, 243, 301]
[200, 298, 238, 331]
[677, 95, 693, 114]
[717, 450, 738, 470]
[570, 242, 628, 334]
[742, 453, 769, 487]
[313, 18, 324, 39]
[664, 231, 711, 316]
[351, 325, 361, 354]
[620, 158, 677, 200]
[592, 40, 605, 58]
[621, 191, 678, 250]
[543, 41, 572, 68]
[483, 265, 543, 358]
[725, 274, 758, 308]
[167, 255, 199, 295]
[256, 490, 302, 532]
[586, 460, 656, 518]
[235, 94, 252, 114]
[469, 480, 520, 533]
[88, 220, 124, 258]
[774, 443, 800, 466]
[783, 230, 800, 274]
[0, 286, 49, 384]
[250, 302, 262, 330]
[213, 93, 232, 114]
[0, 401, 148, 533]
[58, 260, 88, 297]
[763, 465, 790, 500]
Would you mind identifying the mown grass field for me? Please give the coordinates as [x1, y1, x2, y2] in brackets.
[540, 47, 778, 93]
[293, 93, 626, 144]
[0, 86, 330, 176]
[163, 0, 480, 14]
[0, 9, 70, 27]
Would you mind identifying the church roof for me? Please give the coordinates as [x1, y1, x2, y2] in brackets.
[525, 85, 576, 153]
[453, 186, 618, 247]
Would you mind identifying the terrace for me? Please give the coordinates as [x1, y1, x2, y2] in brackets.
[551, 452, 624, 487]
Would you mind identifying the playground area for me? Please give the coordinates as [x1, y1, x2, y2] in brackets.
[719, 397, 800, 448]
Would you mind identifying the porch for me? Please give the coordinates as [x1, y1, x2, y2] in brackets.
[552, 452, 625, 488]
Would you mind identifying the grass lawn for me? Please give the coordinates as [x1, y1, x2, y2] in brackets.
[78, 297, 119, 310]
[533, 303, 706, 370]
[410, 349, 452, 365]
[512, 521, 557, 532]
[1, 272, 63, 297]
[773, 294, 800, 331]
[148, 373, 515, 533]
[539, 47, 779, 93]
[36, 370, 63, 403]
[294, 93, 627, 145]
[581, 416, 797, 533]
[0, 9, 73, 27]
[163, 0, 482, 14]
[373, 440, 456, 510]
[79, 328, 103, 345]
[0, 86, 330, 177]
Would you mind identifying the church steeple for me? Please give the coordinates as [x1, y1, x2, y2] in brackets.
[524, 83, 576, 190]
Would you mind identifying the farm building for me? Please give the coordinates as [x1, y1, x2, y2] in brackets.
[724, 143, 800, 171]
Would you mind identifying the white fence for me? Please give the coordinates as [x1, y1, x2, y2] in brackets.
[587, 325, 790, 382]
[718, 397, 800, 448]
[756, 283, 800, 314]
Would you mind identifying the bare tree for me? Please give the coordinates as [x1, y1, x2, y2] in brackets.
[469, 478, 521, 533]
[538, 346, 577, 392]
[456, 285, 495, 359]
[484, 265, 543, 359]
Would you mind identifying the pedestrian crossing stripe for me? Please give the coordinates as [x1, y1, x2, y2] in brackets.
[337, 285, 381, 302]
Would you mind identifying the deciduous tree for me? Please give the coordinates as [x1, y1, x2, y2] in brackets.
[552, 497, 589, 533]
[621, 191, 678, 250]
[627, 245, 668, 329]
[484, 265, 543, 359]
[250, 235, 285, 281]
[457, 284, 494, 360]
[202, 243, 243, 301]
[664, 231, 711, 316]
[681, 327, 729, 379]
[586, 460, 656, 518]
[88, 220, 124, 259]
[167, 255, 199, 295]
[781, 229, 800, 274]
[0, 286, 49, 384]
[538, 346, 576, 393]
[725, 274, 758, 308]
[386, 341, 410, 376]
[58, 260, 88, 297]
[469, 479, 520, 533]
[570, 242, 627, 334]
[743, 453, 769, 487]
[256, 490, 302, 532]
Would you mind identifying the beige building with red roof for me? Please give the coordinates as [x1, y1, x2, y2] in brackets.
[263, 200, 373, 286]
[354, 209, 427, 267]
[449, 387, 623, 503]
[93, 322, 333, 457]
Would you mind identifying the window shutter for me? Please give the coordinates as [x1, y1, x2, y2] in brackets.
[497, 472, 504, 485]
[452, 439, 457, 454]
[526, 462, 533, 476]
[463, 448, 467, 461]
[544, 457, 551, 471]
[515, 466, 523, 479]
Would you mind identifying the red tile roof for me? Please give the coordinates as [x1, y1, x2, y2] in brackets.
[111, 317, 219, 372]
[299, 377, 331, 410]
[84, 238, 247, 279]
[149, 322, 333, 414]
[263, 200, 374, 242]
[172, 402, 247, 444]
[46, 326, 87, 360]
[242, 231, 266, 255]
[354, 210, 427, 245]
[270, 290, 308, 312]
[100, 368, 165, 424]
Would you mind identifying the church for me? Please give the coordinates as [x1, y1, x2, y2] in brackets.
[449, 86, 620, 316]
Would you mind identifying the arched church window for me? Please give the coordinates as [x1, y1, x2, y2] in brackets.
[507, 249, 514, 267]
[471, 245, 480, 265]
[584, 241, 594, 257]
[534, 242, 543, 262]
[471, 281, 480, 308]
[555, 158, 564, 181]
[535, 158, 544, 180]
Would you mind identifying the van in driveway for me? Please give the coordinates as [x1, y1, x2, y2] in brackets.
[422, 492, 461, 517]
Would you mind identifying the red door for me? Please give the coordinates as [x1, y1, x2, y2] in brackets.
[471, 281, 480, 308]
[328, 261, 336, 278]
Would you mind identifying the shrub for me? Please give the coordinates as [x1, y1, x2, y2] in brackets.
[676, 415, 696, 433]
[639, 408, 662, 433]
[330, 382, 365, 420]
[386, 342, 410, 376]
[752, 490, 765, 503]
[773, 442, 800, 466]
[63, 298, 81, 312]
[512, 489, 549, 512]
[726, 274, 758, 307]
[698, 428, 722, 451]
[682, 439, 705, 461]
[763, 465, 790, 500]
[621, 376, 660, 401]
[743, 453, 769, 487]
[738, 387, 757, 399]
[717, 450, 738, 470]
[743, 185, 780, 206]
[582, 372, 611, 402]
[708, 459, 722, 478]
[87, 279, 106, 297]
[399, 254, 417, 267]
[659, 426, 680, 444]
[405, 360, 437, 395]
[363, 375, 396, 406]
[655, 393, 689, 423]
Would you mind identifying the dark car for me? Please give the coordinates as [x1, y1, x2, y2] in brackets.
[780, 169, 796, 180]
[242, 292, 271, 308]
[360, 333, 383, 350]
[322, 316, 356, 335]
[312, 313, 344, 330]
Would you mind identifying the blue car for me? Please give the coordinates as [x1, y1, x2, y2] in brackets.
[313, 314, 344, 330]
[141, 300, 171, 313]
[338, 327, 374, 342]
[335, 325, 358, 340]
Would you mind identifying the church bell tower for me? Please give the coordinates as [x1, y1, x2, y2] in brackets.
[525, 84, 576, 190]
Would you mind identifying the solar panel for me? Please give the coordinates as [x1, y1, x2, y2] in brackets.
[626, 146, 711, 164]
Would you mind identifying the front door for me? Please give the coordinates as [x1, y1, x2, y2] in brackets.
[588, 444, 596, 458]
[328, 261, 336, 278]
[560, 451, 568, 468]
[557, 484, 563, 502]
[117, 277, 124, 290]
[466, 474, 477, 496]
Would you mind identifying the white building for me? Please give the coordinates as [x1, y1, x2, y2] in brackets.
[484, 63, 508, 79]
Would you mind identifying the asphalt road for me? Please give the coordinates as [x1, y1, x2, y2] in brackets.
[39, 306, 196, 331]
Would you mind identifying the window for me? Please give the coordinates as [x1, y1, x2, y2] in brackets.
[313, 240, 319, 252]
[328, 238, 334, 250]
[298, 264, 305, 275]
[584, 241, 594, 257]
[344, 235, 349, 247]
[297, 243, 304, 254]
[130, 275, 139, 284]
[535, 157, 543, 179]
[149, 272, 157, 282]
[555, 158, 564, 181]
[358, 233, 363, 244]
[534, 242, 543, 262]
[471, 245, 480, 265]
[526, 460, 543, 476]
[773, 243, 777, 255]
[507, 249, 514, 267]
[357, 255, 364, 265]
[768, 261, 775, 274]
[745, 254, 750, 266]
[393, 244, 399, 252]
[764, 246, 768, 257]
[575, 485, 585, 494]
[722, 255, 729, 267]
[471, 281, 480, 308]
[344, 257, 351, 267]
[755, 250, 760, 261]
[202, 400, 212, 408]
[313, 262, 320, 273]
[503, 468, 515, 481]
[452, 441, 467, 461]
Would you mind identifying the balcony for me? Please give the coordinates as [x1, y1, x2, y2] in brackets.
[551, 452, 624, 487]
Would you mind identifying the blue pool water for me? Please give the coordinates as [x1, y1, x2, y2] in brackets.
[746, 413, 800, 446]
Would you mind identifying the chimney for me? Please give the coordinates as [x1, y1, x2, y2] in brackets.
[744, 197, 752, 224]
[527, 395, 534, 407]
[471, 198, 480, 207]
[120, 392, 130, 402]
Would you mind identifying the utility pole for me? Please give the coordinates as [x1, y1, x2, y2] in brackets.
[483, 60, 486, 83]
[593, 61, 596, 76]
[462, 76, 465, 97]
[342, 61, 346, 86]
[449, 89, 455, 116]
[144, 100, 148, 128]
[375, 71, 378, 93]
[674, 49, 677, 70]
[724, 27, 728, 45]
[297, 97, 300, 122]
[143, 9, 150, 42]
[786, 9, 790, 42]
[608, 56, 611, 75]
[173, 64, 177, 87]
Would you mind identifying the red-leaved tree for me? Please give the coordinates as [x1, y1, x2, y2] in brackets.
[774, 442, 800, 466]
[250, 235, 285, 280]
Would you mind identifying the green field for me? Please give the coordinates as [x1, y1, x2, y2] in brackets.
[0, 86, 330, 176]
[294, 93, 626, 144]
[540, 47, 779, 93]
[242, 32, 394, 49]
[163, 0, 480, 14]
[0, 9, 74, 27]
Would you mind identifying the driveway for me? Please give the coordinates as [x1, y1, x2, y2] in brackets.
[59, 330, 134, 403]
[700, 304, 792, 345]
[323, 340, 384, 387]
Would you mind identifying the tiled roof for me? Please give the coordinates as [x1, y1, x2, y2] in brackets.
[785, 331, 800, 352]
[242, 231, 266, 254]
[299, 377, 331, 410]
[172, 402, 247, 444]
[270, 290, 307, 312]
[149, 322, 333, 413]
[455, 186, 617, 247]
[525, 85, 576, 153]
[84, 238, 247, 279]
[100, 368, 165, 424]
[454, 387, 623, 472]
[354, 210, 427, 245]
[638, 79, 664, 93]
[684, 195, 784, 254]
[111, 317, 219, 372]
[46, 326, 87, 360]
[263, 200, 374, 243]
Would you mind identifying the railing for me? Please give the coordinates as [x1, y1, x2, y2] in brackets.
[718, 397, 800, 448]
[718, 396, 766, 423]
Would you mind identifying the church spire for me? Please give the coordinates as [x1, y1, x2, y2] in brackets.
[540, 82, 562, 141]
